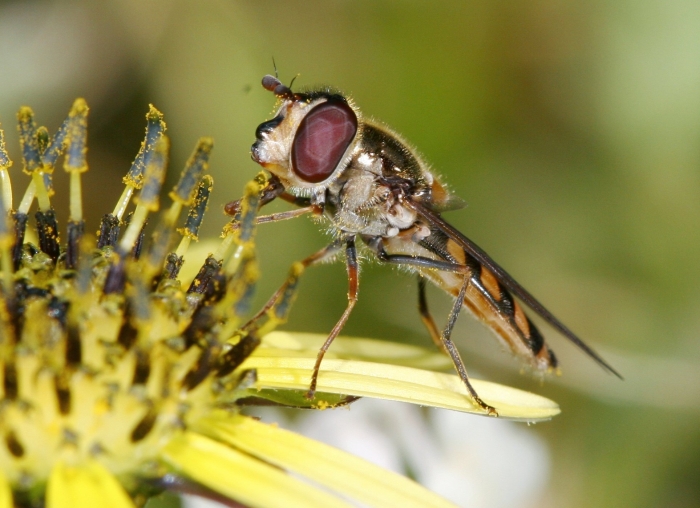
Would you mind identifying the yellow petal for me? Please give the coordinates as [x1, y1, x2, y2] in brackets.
[241, 354, 560, 421]
[161, 431, 352, 508]
[0, 472, 12, 508]
[196, 413, 457, 508]
[46, 460, 135, 508]
[260, 331, 453, 370]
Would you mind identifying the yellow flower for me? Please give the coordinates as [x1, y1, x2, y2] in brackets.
[0, 100, 558, 507]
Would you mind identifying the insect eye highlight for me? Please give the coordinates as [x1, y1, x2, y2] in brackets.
[291, 100, 358, 184]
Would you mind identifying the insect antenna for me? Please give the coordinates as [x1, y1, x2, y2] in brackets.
[272, 56, 279, 78]
[289, 74, 299, 89]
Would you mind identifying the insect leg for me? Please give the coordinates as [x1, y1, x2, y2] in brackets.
[224, 175, 313, 216]
[367, 236, 496, 414]
[307, 236, 359, 399]
[255, 205, 321, 225]
[440, 275, 498, 416]
[366, 236, 467, 273]
[243, 239, 344, 336]
[417, 276, 447, 354]
[407, 200, 622, 379]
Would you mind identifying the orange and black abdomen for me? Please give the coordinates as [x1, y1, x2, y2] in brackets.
[468, 257, 558, 371]
[419, 231, 559, 373]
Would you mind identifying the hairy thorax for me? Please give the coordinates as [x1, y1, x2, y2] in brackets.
[325, 151, 419, 237]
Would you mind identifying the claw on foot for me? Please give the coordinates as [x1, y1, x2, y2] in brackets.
[474, 396, 498, 417]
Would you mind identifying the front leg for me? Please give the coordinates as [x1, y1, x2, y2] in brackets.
[224, 175, 312, 216]
[307, 236, 359, 399]
[243, 239, 344, 337]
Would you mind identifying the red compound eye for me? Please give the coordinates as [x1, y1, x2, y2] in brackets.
[291, 100, 357, 183]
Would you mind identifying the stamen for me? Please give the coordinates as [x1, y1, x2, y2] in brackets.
[213, 172, 267, 265]
[162, 252, 184, 280]
[104, 135, 168, 295]
[186, 174, 265, 330]
[130, 409, 157, 442]
[96, 213, 120, 249]
[10, 212, 28, 270]
[35, 126, 49, 157]
[35, 126, 54, 203]
[74, 236, 95, 296]
[113, 105, 166, 220]
[216, 333, 261, 377]
[132, 221, 149, 261]
[211, 177, 265, 342]
[213, 222, 238, 262]
[64, 99, 89, 269]
[65, 219, 84, 270]
[16, 181, 35, 215]
[148, 139, 213, 280]
[116, 302, 138, 349]
[32, 171, 52, 212]
[3, 362, 17, 400]
[54, 374, 71, 415]
[222, 176, 262, 272]
[0, 192, 14, 291]
[41, 116, 69, 169]
[111, 186, 135, 222]
[16, 107, 66, 262]
[126, 105, 166, 188]
[17, 108, 41, 175]
[5, 430, 24, 458]
[171, 186, 210, 276]
[0, 124, 13, 211]
[176, 175, 213, 258]
[182, 342, 218, 391]
[64, 98, 89, 223]
[18, 108, 52, 212]
[166, 137, 213, 225]
[99, 104, 166, 254]
[187, 256, 223, 296]
[35, 207, 60, 262]
[118, 136, 169, 255]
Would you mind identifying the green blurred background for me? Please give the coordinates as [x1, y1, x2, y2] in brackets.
[1, 1, 699, 506]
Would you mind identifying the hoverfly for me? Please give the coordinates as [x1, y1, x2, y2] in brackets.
[240, 74, 621, 415]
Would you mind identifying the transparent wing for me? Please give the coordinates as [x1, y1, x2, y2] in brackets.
[407, 199, 622, 379]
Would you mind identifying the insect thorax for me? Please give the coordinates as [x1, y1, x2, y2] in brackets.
[324, 122, 434, 238]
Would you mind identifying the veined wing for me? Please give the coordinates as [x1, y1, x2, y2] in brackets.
[406, 199, 622, 379]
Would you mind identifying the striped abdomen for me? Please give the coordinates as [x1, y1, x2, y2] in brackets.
[385, 229, 559, 373]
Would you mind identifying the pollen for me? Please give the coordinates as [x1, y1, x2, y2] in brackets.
[0, 98, 544, 508]
[0, 100, 267, 504]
